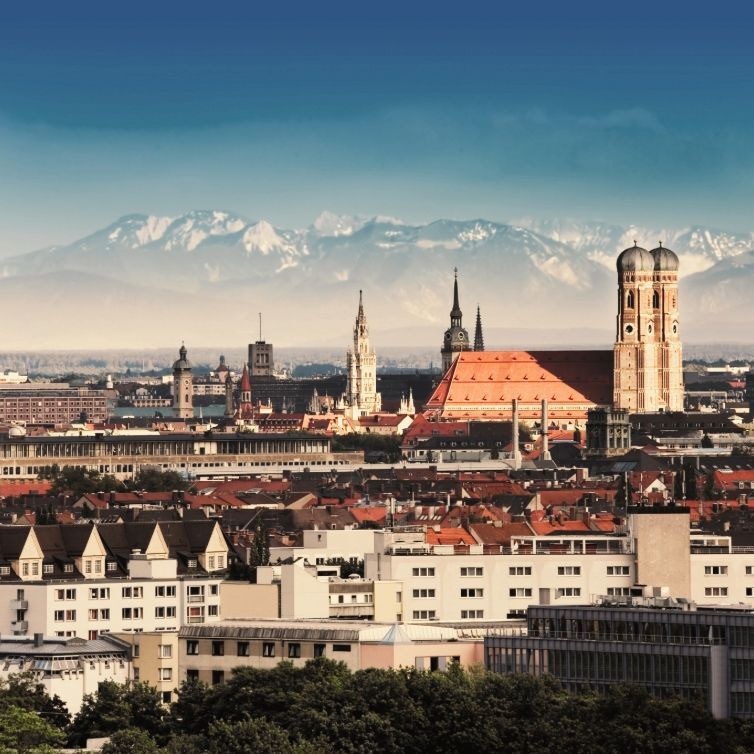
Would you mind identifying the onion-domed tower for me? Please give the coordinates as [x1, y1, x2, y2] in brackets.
[613, 242, 682, 413]
[650, 242, 683, 411]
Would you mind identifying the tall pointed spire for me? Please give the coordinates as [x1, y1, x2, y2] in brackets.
[357, 289, 365, 321]
[474, 305, 485, 351]
[451, 268, 461, 317]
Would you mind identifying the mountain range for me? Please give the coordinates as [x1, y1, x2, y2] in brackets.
[1, 210, 753, 351]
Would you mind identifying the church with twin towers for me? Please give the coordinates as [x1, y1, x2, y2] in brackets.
[427, 242, 684, 424]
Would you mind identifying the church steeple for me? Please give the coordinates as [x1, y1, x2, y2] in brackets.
[441, 268, 470, 373]
[345, 290, 381, 416]
[474, 305, 485, 351]
[450, 268, 463, 327]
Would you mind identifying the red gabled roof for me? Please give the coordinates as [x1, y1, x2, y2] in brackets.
[350, 507, 387, 525]
[424, 350, 613, 419]
[0, 480, 53, 498]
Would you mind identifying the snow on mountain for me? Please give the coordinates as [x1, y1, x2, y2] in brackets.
[519, 218, 754, 277]
[3, 211, 754, 347]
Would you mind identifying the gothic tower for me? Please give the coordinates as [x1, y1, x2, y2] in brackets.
[441, 269, 470, 372]
[613, 242, 682, 413]
[172, 343, 193, 419]
[473, 305, 485, 352]
[345, 290, 381, 416]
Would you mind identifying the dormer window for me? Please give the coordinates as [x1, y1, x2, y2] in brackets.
[188, 558, 197, 569]
[64, 564, 73, 574]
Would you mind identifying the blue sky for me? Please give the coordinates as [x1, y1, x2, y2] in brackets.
[2, 1, 754, 254]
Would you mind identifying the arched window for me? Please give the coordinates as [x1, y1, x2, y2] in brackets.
[652, 290, 660, 308]
[626, 291, 634, 309]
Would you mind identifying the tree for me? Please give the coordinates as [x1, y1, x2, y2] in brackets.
[128, 467, 189, 492]
[0, 673, 70, 729]
[68, 681, 167, 747]
[0, 705, 66, 753]
[206, 718, 295, 754]
[42, 466, 123, 497]
[249, 519, 270, 568]
[101, 728, 160, 754]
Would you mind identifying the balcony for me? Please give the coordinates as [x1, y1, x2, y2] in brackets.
[186, 595, 204, 604]
[329, 603, 375, 618]
[10, 599, 28, 610]
[11, 620, 28, 633]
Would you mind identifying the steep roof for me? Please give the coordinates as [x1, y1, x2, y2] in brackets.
[425, 350, 613, 420]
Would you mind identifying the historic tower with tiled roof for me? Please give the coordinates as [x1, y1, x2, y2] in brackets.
[441, 269, 471, 372]
[172, 343, 193, 419]
[613, 242, 682, 412]
[345, 291, 381, 417]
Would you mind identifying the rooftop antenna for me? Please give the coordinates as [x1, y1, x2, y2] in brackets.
[259, 312, 262, 341]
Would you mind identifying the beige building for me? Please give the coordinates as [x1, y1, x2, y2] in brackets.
[179, 620, 484, 684]
[112, 630, 179, 705]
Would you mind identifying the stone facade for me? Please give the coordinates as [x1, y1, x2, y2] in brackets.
[172, 344, 193, 419]
[441, 269, 470, 373]
[345, 291, 381, 417]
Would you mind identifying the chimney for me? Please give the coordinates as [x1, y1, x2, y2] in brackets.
[511, 399, 521, 469]
[541, 398, 551, 461]
[33, 633, 44, 647]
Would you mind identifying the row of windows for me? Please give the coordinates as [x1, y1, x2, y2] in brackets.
[461, 610, 484, 619]
[187, 640, 352, 658]
[409, 564, 630, 579]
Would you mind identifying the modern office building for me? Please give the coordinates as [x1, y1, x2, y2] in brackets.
[485, 599, 754, 718]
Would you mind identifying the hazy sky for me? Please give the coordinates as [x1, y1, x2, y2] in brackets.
[2, 1, 754, 255]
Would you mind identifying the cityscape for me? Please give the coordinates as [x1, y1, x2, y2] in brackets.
[3, 2, 754, 753]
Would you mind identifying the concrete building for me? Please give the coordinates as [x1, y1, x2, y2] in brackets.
[179, 620, 484, 684]
[0, 633, 131, 715]
[485, 600, 754, 718]
[0, 384, 111, 424]
[0, 430, 362, 480]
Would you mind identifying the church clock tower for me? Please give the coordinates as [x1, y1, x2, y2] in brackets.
[441, 269, 470, 373]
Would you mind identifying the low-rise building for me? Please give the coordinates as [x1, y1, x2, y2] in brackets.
[179, 620, 483, 683]
[0, 633, 131, 715]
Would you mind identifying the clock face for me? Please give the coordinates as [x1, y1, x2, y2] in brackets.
[458, 332, 464, 340]
[445, 331, 451, 341]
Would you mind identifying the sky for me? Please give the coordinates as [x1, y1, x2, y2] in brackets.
[2, 0, 754, 255]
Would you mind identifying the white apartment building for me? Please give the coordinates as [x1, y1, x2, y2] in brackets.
[0, 521, 229, 639]
[269, 528, 392, 566]
[365, 509, 754, 623]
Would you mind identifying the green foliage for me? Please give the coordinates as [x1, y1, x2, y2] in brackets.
[0, 673, 70, 729]
[248, 518, 270, 568]
[68, 681, 168, 747]
[127, 467, 189, 492]
[0, 705, 66, 753]
[40, 466, 123, 497]
[332, 434, 402, 463]
[100, 728, 160, 754]
[49, 663, 754, 753]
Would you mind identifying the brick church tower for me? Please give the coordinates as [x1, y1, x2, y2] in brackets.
[613, 242, 683, 412]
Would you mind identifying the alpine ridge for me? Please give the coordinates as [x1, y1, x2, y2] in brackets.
[1, 211, 753, 350]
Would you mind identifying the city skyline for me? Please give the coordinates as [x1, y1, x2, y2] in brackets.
[3, 2, 754, 256]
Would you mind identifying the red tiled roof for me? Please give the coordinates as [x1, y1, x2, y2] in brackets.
[0, 480, 53, 498]
[350, 507, 387, 524]
[425, 350, 613, 419]
[426, 527, 476, 546]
